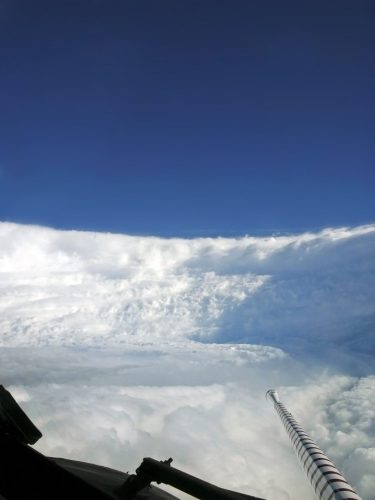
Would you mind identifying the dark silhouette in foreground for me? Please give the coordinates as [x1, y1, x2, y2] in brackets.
[0, 385, 263, 500]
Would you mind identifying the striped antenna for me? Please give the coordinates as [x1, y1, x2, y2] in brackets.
[266, 389, 361, 500]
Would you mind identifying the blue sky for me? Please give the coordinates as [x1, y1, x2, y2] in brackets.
[0, 0, 374, 236]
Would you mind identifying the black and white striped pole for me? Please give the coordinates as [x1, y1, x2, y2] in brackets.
[266, 389, 361, 500]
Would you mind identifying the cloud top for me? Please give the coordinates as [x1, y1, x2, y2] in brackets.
[0, 222, 374, 364]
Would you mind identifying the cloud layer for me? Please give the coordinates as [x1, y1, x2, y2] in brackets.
[0, 222, 374, 499]
[1, 222, 374, 360]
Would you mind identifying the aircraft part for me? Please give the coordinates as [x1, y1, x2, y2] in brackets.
[266, 389, 361, 500]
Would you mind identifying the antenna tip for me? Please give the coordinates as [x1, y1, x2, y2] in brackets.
[266, 389, 280, 403]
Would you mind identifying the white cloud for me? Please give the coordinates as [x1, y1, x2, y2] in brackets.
[0, 221, 374, 499]
[0, 221, 374, 358]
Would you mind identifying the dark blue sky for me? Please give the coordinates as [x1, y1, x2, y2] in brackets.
[0, 0, 374, 236]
